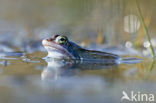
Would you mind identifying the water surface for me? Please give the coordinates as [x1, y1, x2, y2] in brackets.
[0, 51, 155, 103]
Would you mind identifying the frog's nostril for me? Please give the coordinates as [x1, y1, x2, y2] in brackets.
[47, 38, 53, 41]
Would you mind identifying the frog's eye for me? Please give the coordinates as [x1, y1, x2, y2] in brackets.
[56, 36, 68, 44]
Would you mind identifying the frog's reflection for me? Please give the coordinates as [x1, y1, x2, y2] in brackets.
[41, 58, 117, 81]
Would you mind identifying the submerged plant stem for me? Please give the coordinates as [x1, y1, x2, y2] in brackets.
[135, 0, 155, 59]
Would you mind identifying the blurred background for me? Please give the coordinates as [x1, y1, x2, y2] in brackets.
[0, 0, 155, 54]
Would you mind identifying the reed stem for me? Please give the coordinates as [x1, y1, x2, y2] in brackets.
[135, 0, 155, 59]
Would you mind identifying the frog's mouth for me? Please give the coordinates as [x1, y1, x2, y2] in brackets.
[42, 39, 75, 59]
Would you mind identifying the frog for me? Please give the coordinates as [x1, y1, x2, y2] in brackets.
[42, 35, 142, 64]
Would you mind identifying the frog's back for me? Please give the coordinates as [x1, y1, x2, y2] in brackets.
[78, 48, 119, 61]
[68, 41, 119, 61]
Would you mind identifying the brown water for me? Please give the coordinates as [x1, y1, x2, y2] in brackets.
[0, 51, 155, 103]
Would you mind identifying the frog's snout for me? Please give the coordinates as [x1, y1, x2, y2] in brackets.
[42, 39, 48, 46]
[46, 38, 53, 42]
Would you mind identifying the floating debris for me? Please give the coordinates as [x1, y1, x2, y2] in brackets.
[0, 56, 18, 60]
[0, 52, 24, 60]
[0, 52, 25, 57]
[22, 58, 40, 63]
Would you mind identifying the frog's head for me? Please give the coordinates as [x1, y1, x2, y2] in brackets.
[42, 35, 80, 59]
